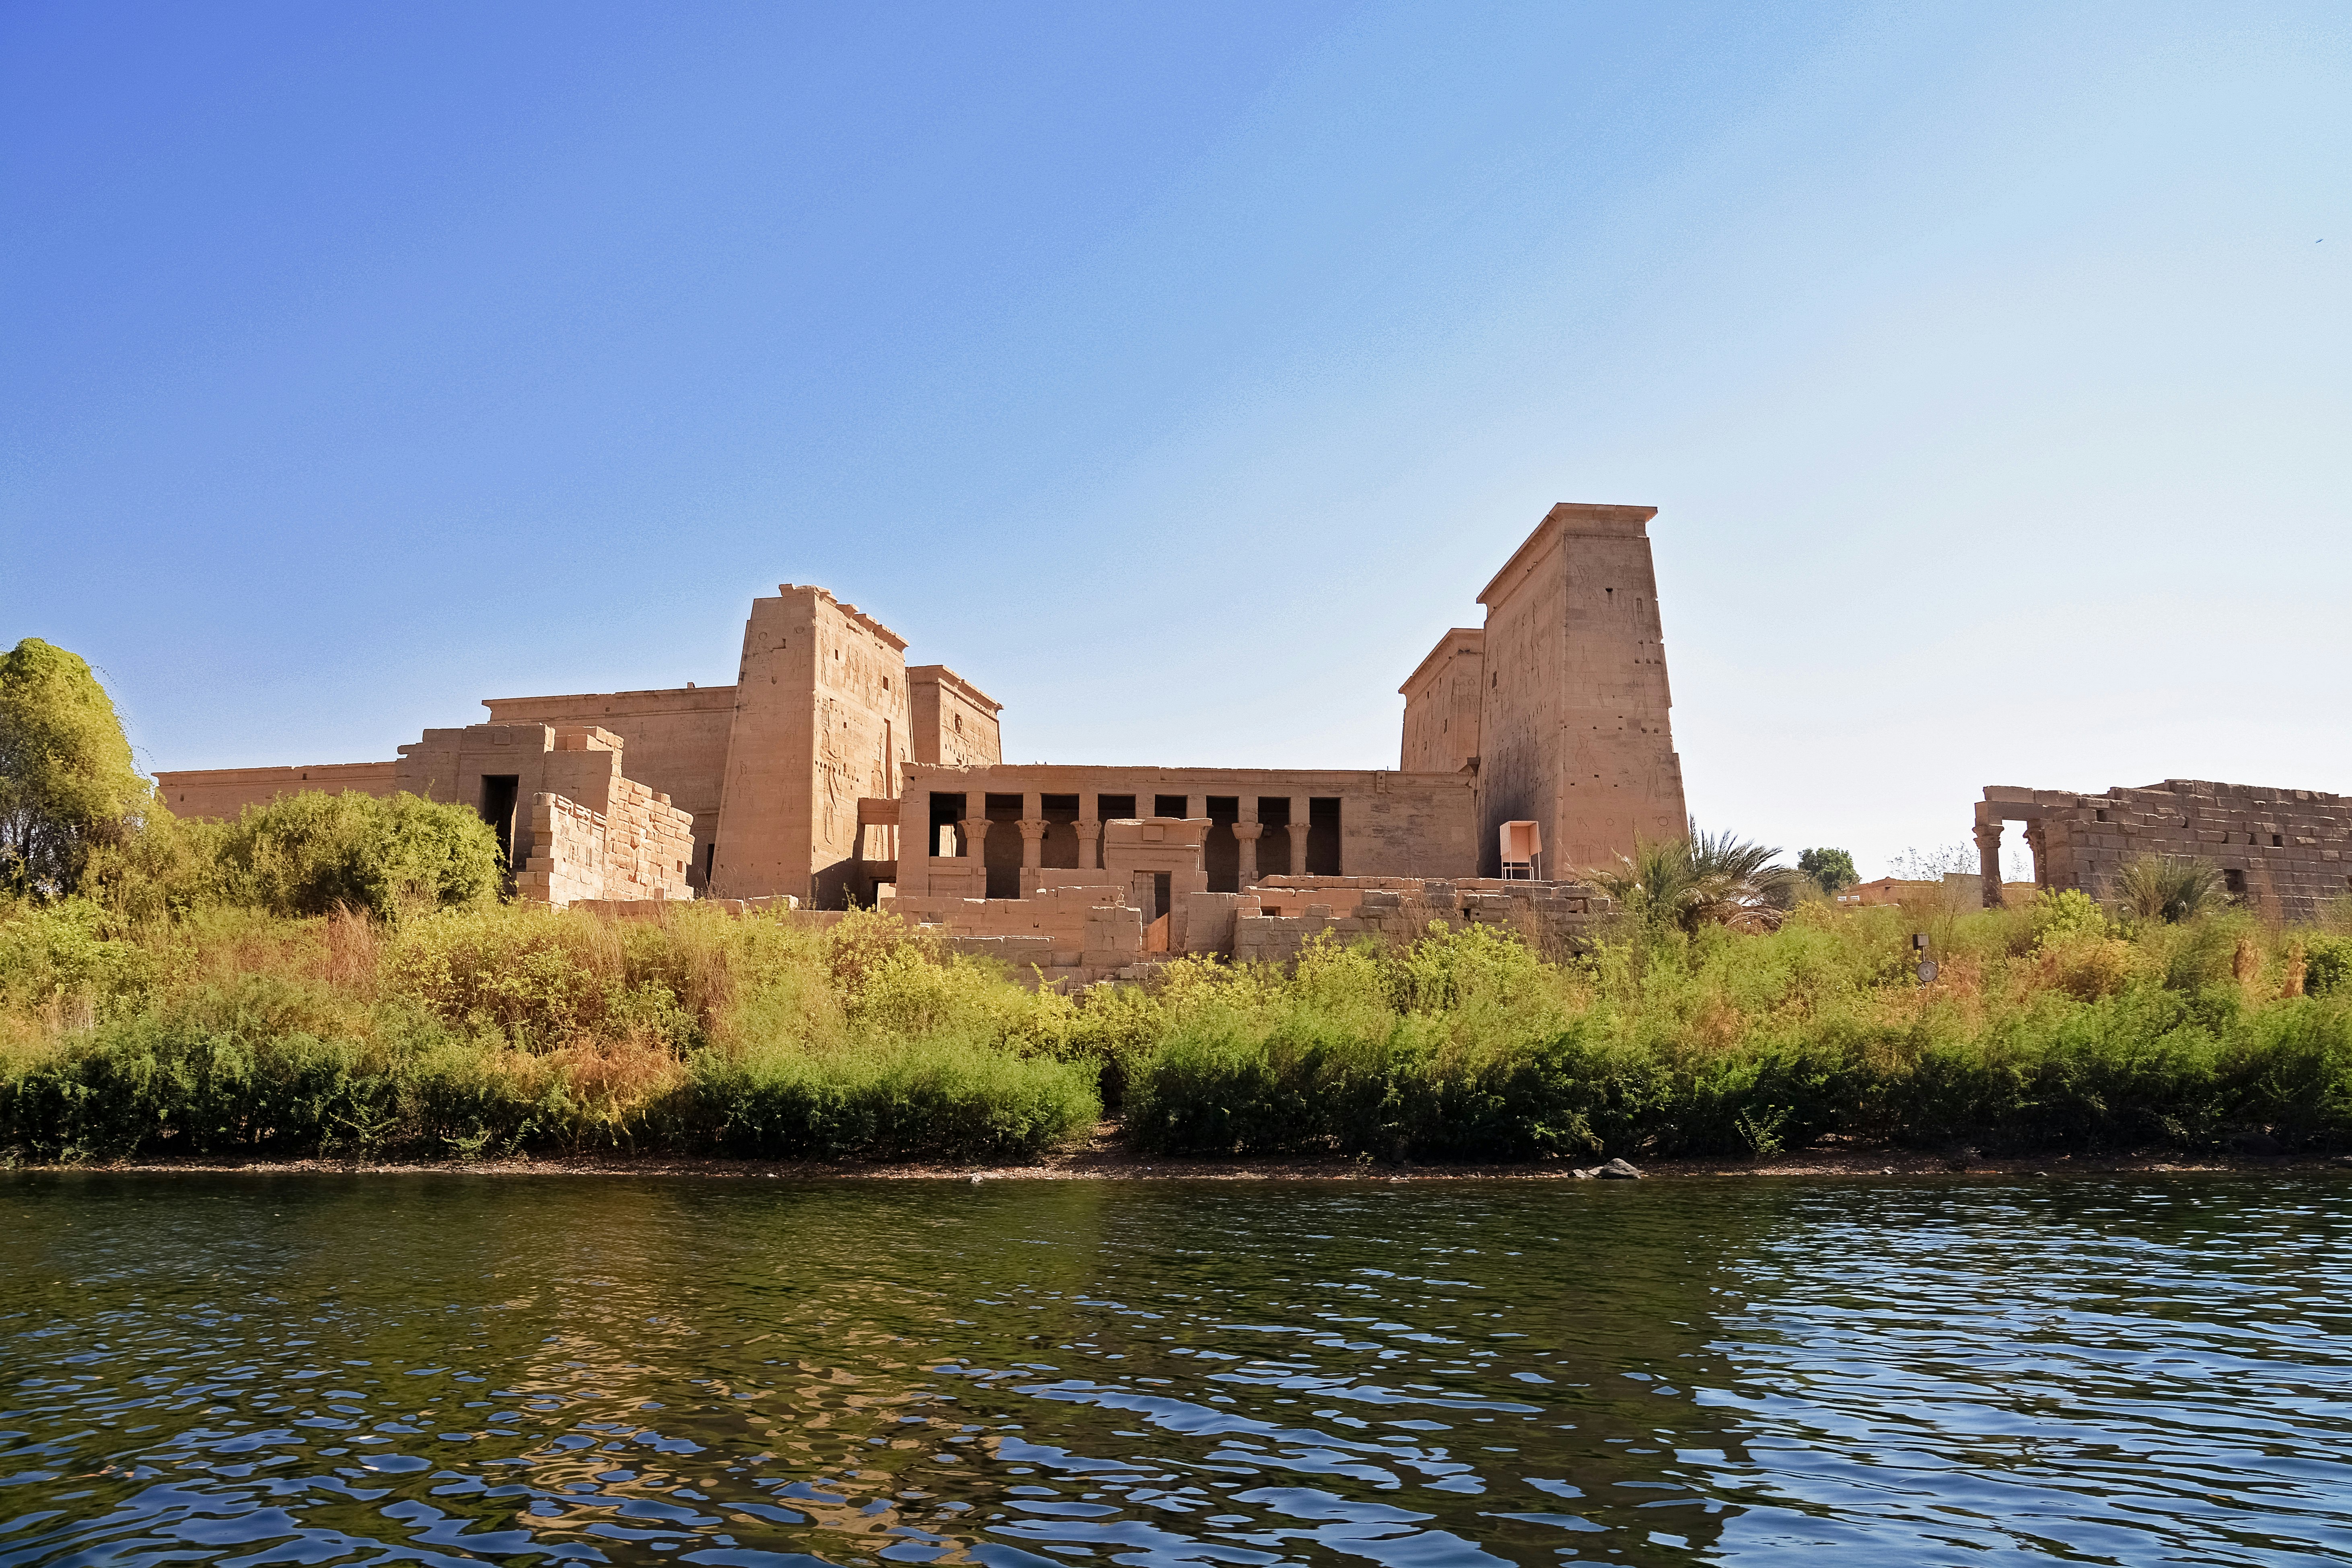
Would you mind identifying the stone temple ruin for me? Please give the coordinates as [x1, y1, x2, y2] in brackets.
[1977, 781, 2352, 924]
[161, 502, 1687, 980]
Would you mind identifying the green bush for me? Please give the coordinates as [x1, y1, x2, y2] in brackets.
[2303, 933, 2352, 997]
[687, 1038, 1099, 1161]
[7, 885, 2352, 1167]
[0, 898, 156, 1022]
[207, 790, 502, 922]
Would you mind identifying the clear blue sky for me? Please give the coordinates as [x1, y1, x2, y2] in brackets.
[6, 2, 2347, 877]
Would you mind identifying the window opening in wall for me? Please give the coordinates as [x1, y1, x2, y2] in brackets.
[1205, 796, 1239, 893]
[1256, 796, 1293, 877]
[478, 775, 519, 871]
[1308, 796, 1342, 877]
[1154, 794, 1188, 819]
[929, 792, 966, 857]
[2272, 834, 2283, 847]
[1041, 794, 1080, 870]
[983, 793, 1023, 899]
[1098, 793, 1137, 822]
[2224, 868, 2247, 896]
[2095, 809, 2108, 821]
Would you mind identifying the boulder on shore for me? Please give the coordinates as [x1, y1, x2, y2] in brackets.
[1598, 1158, 1642, 1180]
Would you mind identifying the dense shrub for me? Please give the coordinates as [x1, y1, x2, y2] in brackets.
[203, 790, 503, 921]
[2303, 933, 2352, 997]
[0, 897, 156, 1025]
[1123, 910, 2352, 1161]
[4, 886, 2350, 1166]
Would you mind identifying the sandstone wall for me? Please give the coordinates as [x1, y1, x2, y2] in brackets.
[153, 761, 399, 821]
[898, 883, 1148, 989]
[480, 684, 735, 884]
[1470, 504, 1687, 878]
[896, 763, 1479, 897]
[1397, 628, 1484, 774]
[711, 586, 914, 907]
[515, 782, 694, 908]
[908, 664, 1002, 768]
[1233, 875, 1613, 965]
[1984, 780, 2352, 924]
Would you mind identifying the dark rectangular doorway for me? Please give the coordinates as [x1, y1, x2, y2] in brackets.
[479, 775, 519, 872]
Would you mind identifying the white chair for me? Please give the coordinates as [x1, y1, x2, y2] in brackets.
[1500, 820, 1542, 880]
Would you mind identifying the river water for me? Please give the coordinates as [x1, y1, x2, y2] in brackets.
[3, 1173, 2348, 1567]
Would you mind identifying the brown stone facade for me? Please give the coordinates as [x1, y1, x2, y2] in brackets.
[708, 586, 918, 910]
[1978, 781, 2352, 923]
[1401, 504, 1688, 879]
[480, 683, 735, 883]
[518, 780, 695, 907]
[903, 866, 1613, 990]
[153, 502, 1685, 922]
[894, 763, 1480, 907]
[156, 761, 397, 821]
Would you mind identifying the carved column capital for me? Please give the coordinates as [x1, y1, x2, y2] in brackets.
[1231, 821, 1265, 842]
[959, 816, 993, 850]
[1973, 818, 2003, 907]
[1016, 818, 1050, 841]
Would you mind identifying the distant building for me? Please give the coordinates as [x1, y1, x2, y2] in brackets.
[1840, 874, 2035, 910]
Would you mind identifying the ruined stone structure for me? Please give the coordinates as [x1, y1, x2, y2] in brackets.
[155, 502, 1677, 940]
[1399, 503, 1688, 877]
[1977, 780, 2352, 924]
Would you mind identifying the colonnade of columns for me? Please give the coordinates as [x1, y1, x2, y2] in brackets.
[966, 790, 1321, 879]
[1971, 815, 2046, 907]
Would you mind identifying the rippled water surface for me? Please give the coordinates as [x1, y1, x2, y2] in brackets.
[4, 1173, 2350, 1567]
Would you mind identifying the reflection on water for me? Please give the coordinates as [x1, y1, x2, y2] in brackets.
[3, 1173, 2349, 1567]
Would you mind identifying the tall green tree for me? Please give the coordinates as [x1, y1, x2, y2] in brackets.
[1798, 847, 1858, 894]
[0, 638, 154, 899]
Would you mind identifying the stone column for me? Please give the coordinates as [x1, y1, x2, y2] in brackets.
[1075, 818, 1101, 870]
[1233, 821, 1263, 886]
[1973, 818, 2002, 908]
[1286, 821, 1314, 882]
[2024, 822, 2048, 890]
[1017, 818, 1047, 870]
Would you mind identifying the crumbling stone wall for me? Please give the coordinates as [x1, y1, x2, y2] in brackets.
[515, 782, 695, 908]
[1980, 780, 2352, 924]
[481, 684, 735, 886]
[1233, 875, 1613, 965]
[898, 883, 1148, 989]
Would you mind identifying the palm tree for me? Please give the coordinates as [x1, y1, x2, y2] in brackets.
[2115, 854, 2228, 923]
[1592, 824, 1806, 934]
